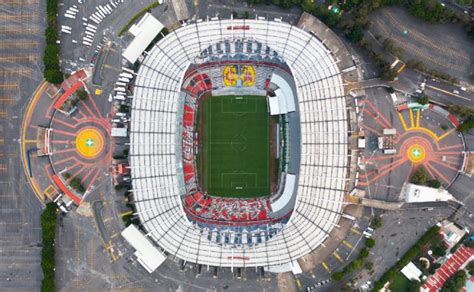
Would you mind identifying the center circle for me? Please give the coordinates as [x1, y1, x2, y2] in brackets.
[76, 127, 105, 158]
[231, 134, 247, 152]
[407, 144, 426, 163]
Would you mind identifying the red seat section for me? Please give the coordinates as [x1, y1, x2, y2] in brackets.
[183, 105, 194, 126]
[182, 194, 273, 225]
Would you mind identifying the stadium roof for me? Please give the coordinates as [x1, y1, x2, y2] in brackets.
[129, 19, 349, 268]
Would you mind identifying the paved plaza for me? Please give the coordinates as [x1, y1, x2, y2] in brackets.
[358, 91, 465, 201]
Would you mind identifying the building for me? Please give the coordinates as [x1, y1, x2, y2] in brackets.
[402, 183, 455, 203]
[125, 17, 356, 270]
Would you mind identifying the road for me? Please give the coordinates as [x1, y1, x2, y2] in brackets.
[396, 68, 474, 107]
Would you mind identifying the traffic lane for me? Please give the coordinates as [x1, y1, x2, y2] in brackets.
[448, 174, 474, 202]
[395, 69, 473, 107]
[425, 79, 473, 103]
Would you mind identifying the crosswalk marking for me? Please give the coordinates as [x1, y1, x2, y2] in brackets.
[333, 251, 344, 262]
[342, 240, 353, 249]
[351, 227, 361, 235]
[322, 261, 330, 273]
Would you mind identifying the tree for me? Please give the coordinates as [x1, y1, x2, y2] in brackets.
[428, 179, 441, 189]
[359, 248, 370, 259]
[418, 95, 429, 105]
[76, 89, 88, 101]
[465, 240, 474, 248]
[411, 166, 430, 185]
[408, 280, 421, 291]
[466, 260, 474, 275]
[382, 38, 395, 53]
[346, 25, 364, 43]
[371, 216, 383, 229]
[432, 245, 446, 257]
[331, 271, 345, 280]
[70, 177, 85, 193]
[365, 238, 376, 248]
[447, 104, 474, 118]
[44, 69, 63, 84]
[40, 203, 57, 292]
[381, 65, 398, 81]
[441, 270, 467, 292]
[458, 116, 474, 132]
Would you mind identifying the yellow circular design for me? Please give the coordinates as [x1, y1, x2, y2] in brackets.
[75, 128, 104, 158]
[407, 144, 426, 163]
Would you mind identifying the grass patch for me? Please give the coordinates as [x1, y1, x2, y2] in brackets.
[389, 273, 411, 292]
[199, 95, 270, 198]
[118, 2, 161, 36]
[40, 203, 57, 292]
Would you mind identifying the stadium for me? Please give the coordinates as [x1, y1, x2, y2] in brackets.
[128, 17, 353, 270]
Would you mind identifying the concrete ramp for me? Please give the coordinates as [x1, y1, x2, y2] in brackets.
[172, 0, 190, 21]
[360, 198, 404, 210]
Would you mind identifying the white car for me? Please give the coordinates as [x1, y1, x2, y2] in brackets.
[363, 227, 374, 238]
[453, 90, 460, 94]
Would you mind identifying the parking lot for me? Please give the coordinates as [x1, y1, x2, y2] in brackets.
[58, 0, 176, 75]
[0, 0, 46, 289]
[370, 7, 474, 83]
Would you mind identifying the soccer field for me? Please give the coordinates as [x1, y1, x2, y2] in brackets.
[199, 95, 270, 198]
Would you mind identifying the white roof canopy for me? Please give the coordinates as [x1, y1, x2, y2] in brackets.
[121, 225, 166, 273]
[268, 73, 295, 115]
[271, 173, 296, 212]
[401, 262, 422, 281]
[123, 13, 164, 63]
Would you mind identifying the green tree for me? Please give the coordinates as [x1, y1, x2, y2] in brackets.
[359, 248, 370, 258]
[371, 216, 383, 229]
[346, 25, 364, 43]
[408, 280, 421, 291]
[76, 89, 88, 101]
[465, 240, 474, 248]
[365, 238, 376, 248]
[441, 270, 467, 292]
[331, 271, 345, 281]
[418, 95, 429, 105]
[458, 116, 474, 132]
[428, 180, 441, 188]
[40, 203, 57, 292]
[447, 105, 474, 118]
[381, 65, 398, 81]
[432, 245, 446, 257]
[411, 165, 430, 185]
[466, 260, 474, 275]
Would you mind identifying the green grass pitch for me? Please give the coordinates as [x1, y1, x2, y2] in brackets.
[199, 95, 270, 198]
